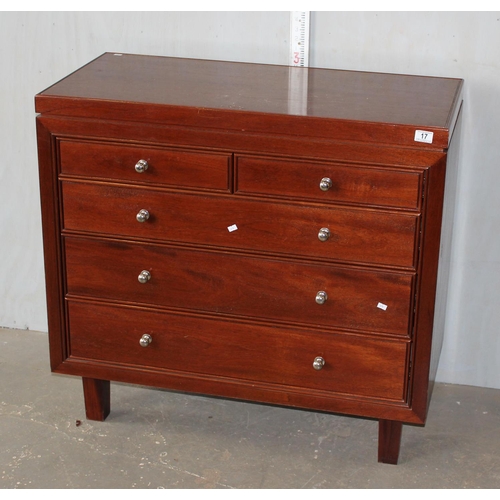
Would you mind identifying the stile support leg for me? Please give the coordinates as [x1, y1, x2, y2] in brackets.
[378, 419, 403, 464]
[82, 377, 110, 421]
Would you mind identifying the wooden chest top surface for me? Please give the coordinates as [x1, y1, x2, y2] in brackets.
[35, 52, 463, 148]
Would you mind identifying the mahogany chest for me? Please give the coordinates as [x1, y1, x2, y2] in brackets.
[35, 53, 463, 464]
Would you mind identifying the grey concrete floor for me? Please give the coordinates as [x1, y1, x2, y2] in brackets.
[1, 327, 500, 489]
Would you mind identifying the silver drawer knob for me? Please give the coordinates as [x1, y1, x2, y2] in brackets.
[139, 334, 152, 347]
[318, 227, 330, 242]
[136, 209, 150, 223]
[138, 270, 151, 284]
[315, 291, 328, 305]
[319, 177, 332, 191]
[313, 356, 325, 370]
[135, 159, 149, 173]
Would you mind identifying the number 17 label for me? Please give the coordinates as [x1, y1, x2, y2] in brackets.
[414, 130, 434, 144]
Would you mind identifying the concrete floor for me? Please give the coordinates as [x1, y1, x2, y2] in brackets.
[1, 327, 499, 489]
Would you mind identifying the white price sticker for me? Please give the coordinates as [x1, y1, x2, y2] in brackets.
[227, 224, 238, 232]
[377, 302, 388, 311]
[414, 130, 434, 144]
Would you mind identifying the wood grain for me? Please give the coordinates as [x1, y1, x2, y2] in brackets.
[64, 235, 414, 336]
[69, 301, 409, 402]
[235, 154, 423, 210]
[61, 180, 420, 268]
[35, 53, 463, 148]
[82, 378, 110, 421]
[36, 53, 463, 463]
[378, 419, 403, 464]
[59, 139, 232, 192]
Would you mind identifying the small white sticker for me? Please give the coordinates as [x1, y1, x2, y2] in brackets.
[414, 130, 434, 144]
[377, 302, 388, 311]
[227, 224, 238, 232]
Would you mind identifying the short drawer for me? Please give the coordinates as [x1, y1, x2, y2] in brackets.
[68, 300, 410, 402]
[235, 155, 423, 209]
[58, 140, 231, 191]
[62, 181, 419, 269]
[64, 236, 414, 336]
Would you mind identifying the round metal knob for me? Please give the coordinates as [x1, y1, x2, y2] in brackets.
[136, 209, 150, 223]
[319, 177, 332, 191]
[313, 356, 325, 370]
[135, 159, 149, 173]
[139, 334, 152, 347]
[315, 291, 328, 305]
[138, 270, 151, 284]
[318, 227, 330, 242]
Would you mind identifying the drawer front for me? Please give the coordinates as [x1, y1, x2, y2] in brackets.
[68, 301, 409, 402]
[62, 181, 419, 268]
[59, 140, 231, 191]
[64, 237, 414, 336]
[235, 155, 423, 209]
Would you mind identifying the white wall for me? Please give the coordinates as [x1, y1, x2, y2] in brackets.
[1, 11, 499, 390]
[310, 12, 500, 390]
[0, 11, 290, 333]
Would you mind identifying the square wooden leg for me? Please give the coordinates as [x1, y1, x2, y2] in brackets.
[378, 419, 403, 464]
[82, 378, 110, 421]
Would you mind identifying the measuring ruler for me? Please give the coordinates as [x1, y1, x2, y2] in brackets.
[289, 11, 310, 67]
[288, 12, 310, 115]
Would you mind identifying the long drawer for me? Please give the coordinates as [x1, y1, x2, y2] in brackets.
[58, 139, 232, 192]
[67, 300, 410, 402]
[61, 181, 419, 268]
[64, 236, 414, 336]
[235, 155, 423, 210]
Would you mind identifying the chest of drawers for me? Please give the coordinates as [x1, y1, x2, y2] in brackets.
[35, 53, 463, 464]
